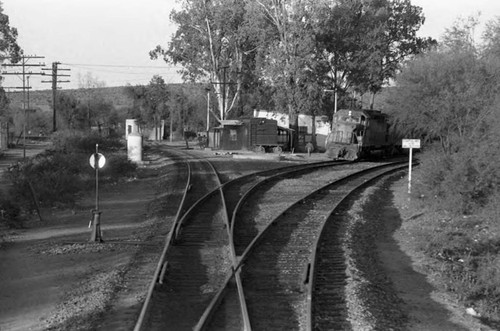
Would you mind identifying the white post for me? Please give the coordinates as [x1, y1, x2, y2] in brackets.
[206, 88, 210, 131]
[408, 147, 413, 194]
[334, 88, 337, 114]
[402, 139, 420, 196]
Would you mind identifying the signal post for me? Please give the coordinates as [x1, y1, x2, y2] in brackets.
[89, 144, 106, 242]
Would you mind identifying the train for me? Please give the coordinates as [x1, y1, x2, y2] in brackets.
[210, 109, 400, 158]
[325, 109, 399, 160]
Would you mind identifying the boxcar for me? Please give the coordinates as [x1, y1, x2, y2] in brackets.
[209, 118, 290, 153]
[247, 118, 289, 153]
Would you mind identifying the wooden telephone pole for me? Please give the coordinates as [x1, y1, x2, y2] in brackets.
[42, 62, 70, 132]
[1, 55, 45, 157]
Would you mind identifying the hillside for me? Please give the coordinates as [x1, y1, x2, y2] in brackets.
[6, 86, 135, 113]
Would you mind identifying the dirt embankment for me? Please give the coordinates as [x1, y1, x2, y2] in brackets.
[342, 172, 495, 331]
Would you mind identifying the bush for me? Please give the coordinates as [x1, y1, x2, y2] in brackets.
[51, 130, 124, 153]
[415, 143, 499, 215]
[101, 154, 137, 178]
[0, 193, 21, 227]
[6, 140, 136, 210]
[7, 152, 89, 207]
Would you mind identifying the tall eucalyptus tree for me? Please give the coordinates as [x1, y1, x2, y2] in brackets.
[150, 0, 251, 121]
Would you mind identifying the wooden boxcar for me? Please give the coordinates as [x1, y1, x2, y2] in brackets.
[209, 118, 290, 152]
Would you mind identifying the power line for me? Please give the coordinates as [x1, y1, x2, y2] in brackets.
[67, 66, 177, 76]
[1, 55, 46, 158]
[41, 62, 71, 132]
[62, 62, 179, 69]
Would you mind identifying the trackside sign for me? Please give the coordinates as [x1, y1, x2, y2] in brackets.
[402, 139, 421, 195]
[402, 139, 421, 149]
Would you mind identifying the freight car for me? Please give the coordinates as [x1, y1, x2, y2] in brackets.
[209, 118, 290, 152]
[248, 118, 289, 153]
[325, 109, 398, 160]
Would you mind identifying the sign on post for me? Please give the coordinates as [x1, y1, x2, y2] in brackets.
[89, 144, 105, 242]
[89, 153, 106, 169]
[402, 139, 421, 149]
[402, 139, 421, 194]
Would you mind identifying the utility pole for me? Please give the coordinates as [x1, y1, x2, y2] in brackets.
[42, 62, 70, 132]
[205, 87, 211, 131]
[1, 55, 45, 157]
[212, 66, 237, 121]
[222, 66, 227, 117]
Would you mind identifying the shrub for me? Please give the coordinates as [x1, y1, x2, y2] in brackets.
[7, 152, 89, 207]
[101, 154, 137, 179]
[0, 193, 21, 227]
[415, 142, 499, 215]
[51, 130, 124, 153]
[6, 145, 135, 210]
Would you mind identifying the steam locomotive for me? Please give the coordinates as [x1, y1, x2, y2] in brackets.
[325, 109, 399, 160]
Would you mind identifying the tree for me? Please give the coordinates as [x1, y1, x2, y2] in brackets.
[482, 17, 500, 63]
[0, 1, 22, 119]
[246, 0, 321, 148]
[315, 0, 435, 110]
[151, 0, 251, 121]
[125, 76, 171, 140]
[77, 72, 106, 130]
[383, 17, 500, 213]
[0, 2, 22, 63]
[124, 83, 148, 125]
[144, 75, 169, 140]
[359, 0, 435, 107]
[0, 85, 9, 117]
[56, 92, 81, 130]
[384, 16, 497, 154]
[442, 14, 480, 53]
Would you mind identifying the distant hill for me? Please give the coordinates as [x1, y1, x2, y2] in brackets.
[6, 86, 135, 113]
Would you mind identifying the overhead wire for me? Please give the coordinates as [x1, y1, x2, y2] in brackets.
[60, 61, 183, 86]
[61, 62, 179, 69]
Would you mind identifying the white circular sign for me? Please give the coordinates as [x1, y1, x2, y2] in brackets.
[89, 153, 106, 169]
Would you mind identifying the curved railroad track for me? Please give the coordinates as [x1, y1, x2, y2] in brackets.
[134, 146, 224, 330]
[134, 148, 350, 330]
[202, 161, 407, 330]
[96, 145, 190, 330]
[134, 145, 407, 330]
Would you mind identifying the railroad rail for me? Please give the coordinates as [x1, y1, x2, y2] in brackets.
[201, 161, 407, 330]
[134, 148, 222, 330]
[134, 148, 349, 330]
[134, 145, 407, 330]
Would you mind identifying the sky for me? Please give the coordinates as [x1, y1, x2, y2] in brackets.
[1, 0, 500, 91]
[1, 0, 183, 91]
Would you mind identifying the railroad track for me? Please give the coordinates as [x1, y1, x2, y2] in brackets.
[95, 146, 190, 330]
[134, 145, 407, 330]
[134, 148, 350, 330]
[134, 147, 224, 330]
[202, 161, 407, 330]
